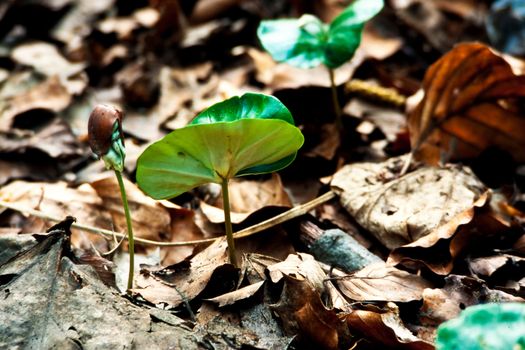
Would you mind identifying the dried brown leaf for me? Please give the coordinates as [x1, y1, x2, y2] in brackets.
[206, 280, 265, 307]
[331, 156, 486, 249]
[336, 263, 432, 302]
[132, 238, 234, 308]
[89, 175, 171, 245]
[270, 276, 350, 350]
[408, 42, 525, 164]
[387, 191, 512, 275]
[267, 253, 326, 293]
[345, 302, 434, 350]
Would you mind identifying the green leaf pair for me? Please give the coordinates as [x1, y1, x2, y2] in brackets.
[136, 93, 304, 200]
[257, 0, 384, 69]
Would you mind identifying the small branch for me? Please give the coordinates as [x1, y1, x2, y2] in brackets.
[0, 191, 336, 247]
[345, 79, 407, 109]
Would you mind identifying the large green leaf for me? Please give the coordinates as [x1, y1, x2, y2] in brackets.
[257, 0, 384, 69]
[136, 94, 304, 200]
[436, 303, 525, 350]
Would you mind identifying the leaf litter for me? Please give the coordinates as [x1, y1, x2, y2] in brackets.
[0, 0, 524, 349]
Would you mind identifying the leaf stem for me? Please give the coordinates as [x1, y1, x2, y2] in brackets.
[221, 177, 238, 267]
[328, 67, 343, 134]
[114, 170, 135, 290]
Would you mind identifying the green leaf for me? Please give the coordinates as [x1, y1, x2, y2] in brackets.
[436, 303, 525, 350]
[136, 94, 304, 200]
[257, 0, 384, 69]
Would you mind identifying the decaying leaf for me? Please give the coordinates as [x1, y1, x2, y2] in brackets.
[132, 238, 236, 308]
[419, 274, 524, 331]
[267, 253, 326, 293]
[270, 275, 351, 350]
[0, 76, 72, 131]
[388, 191, 512, 275]
[344, 302, 434, 350]
[0, 181, 112, 250]
[206, 280, 265, 307]
[331, 156, 486, 249]
[0, 219, 200, 349]
[335, 262, 432, 302]
[408, 42, 525, 164]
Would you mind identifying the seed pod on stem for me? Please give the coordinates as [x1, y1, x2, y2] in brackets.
[88, 104, 135, 291]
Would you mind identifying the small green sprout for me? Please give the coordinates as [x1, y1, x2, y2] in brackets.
[257, 0, 384, 133]
[136, 93, 304, 267]
[88, 104, 135, 290]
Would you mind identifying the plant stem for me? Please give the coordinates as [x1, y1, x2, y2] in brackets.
[328, 67, 343, 134]
[114, 170, 135, 290]
[221, 178, 238, 267]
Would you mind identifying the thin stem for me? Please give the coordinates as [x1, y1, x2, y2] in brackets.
[328, 67, 343, 134]
[114, 170, 135, 290]
[0, 191, 336, 247]
[221, 177, 238, 267]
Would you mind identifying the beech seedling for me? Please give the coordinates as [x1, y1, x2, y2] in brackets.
[88, 104, 135, 290]
[257, 0, 383, 132]
[136, 93, 304, 266]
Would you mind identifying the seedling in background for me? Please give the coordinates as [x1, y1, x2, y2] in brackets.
[257, 0, 383, 134]
[436, 302, 525, 350]
[136, 93, 304, 267]
[88, 104, 135, 290]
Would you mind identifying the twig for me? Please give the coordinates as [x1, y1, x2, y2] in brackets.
[0, 191, 336, 247]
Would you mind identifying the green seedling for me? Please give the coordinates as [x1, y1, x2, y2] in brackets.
[88, 104, 135, 290]
[436, 302, 525, 350]
[136, 93, 304, 267]
[257, 0, 383, 133]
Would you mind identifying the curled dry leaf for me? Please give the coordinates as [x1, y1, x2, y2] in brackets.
[331, 156, 486, 249]
[270, 275, 351, 350]
[267, 253, 327, 293]
[132, 238, 234, 308]
[408, 42, 525, 164]
[388, 191, 512, 275]
[206, 280, 265, 307]
[335, 262, 432, 302]
[344, 302, 434, 350]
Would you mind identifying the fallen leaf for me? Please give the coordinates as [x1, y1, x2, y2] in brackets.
[0, 117, 84, 159]
[0, 76, 72, 131]
[206, 280, 265, 307]
[132, 238, 237, 308]
[11, 41, 87, 94]
[408, 42, 525, 164]
[162, 206, 204, 265]
[388, 191, 512, 275]
[335, 263, 432, 302]
[331, 156, 486, 249]
[0, 181, 112, 251]
[345, 302, 434, 350]
[267, 253, 326, 293]
[90, 175, 171, 245]
[270, 275, 351, 350]
[220, 173, 292, 214]
[0, 219, 209, 349]
[419, 274, 524, 330]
